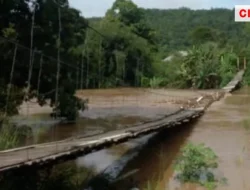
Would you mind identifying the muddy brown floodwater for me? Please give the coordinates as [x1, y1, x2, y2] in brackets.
[8, 87, 249, 189]
[14, 88, 215, 144]
[104, 87, 250, 190]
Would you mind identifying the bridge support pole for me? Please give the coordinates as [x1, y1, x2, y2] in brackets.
[244, 57, 247, 70]
[237, 57, 240, 71]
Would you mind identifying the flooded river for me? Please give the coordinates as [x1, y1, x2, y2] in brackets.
[75, 87, 250, 190]
[14, 88, 215, 144]
[6, 87, 249, 190]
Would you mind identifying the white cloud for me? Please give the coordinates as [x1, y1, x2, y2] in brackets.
[69, 0, 249, 17]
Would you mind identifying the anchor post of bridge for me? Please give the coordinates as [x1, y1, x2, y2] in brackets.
[237, 57, 240, 71]
[244, 57, 247, 70]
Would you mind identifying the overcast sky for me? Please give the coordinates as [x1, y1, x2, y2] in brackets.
[69, 0, 248, 17]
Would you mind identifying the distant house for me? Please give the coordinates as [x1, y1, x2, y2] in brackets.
[163, 51, 188, 62]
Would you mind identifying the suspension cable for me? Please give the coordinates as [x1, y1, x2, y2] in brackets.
[0, 36, 79, 70]
[98, 36, 102, 88]
[80, 53, 84, 89]
[27, 10, 35, 96]
[54, 5, 61, 119]
[0, 18, 110, 72]
[76, 61, 79, 89]
[4, 43, 18, 117]
[85, 30, 89, 89]
[37, 54, 43, 96]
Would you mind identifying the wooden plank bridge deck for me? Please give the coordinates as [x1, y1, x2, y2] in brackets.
[0, 108, 203, 172]
[0, 70, 245, 173]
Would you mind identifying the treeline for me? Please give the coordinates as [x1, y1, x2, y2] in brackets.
[143, 8, 250, 56]
[0, 0, 158, 120]
[0, 0, 89, 120]
[1, 0, 250, 120]
[89, 8, 250, 57]
[141, 8, 250, 88]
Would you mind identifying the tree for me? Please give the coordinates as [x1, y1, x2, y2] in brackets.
[190, 26, 217, 44]
[0, 0, 88, 120]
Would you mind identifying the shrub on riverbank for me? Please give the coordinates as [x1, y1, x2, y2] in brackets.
[174, 143, 226, 190]
[0, 120, 32, 150]
[148, 42, 238, 89]
[0, 124, 20, 150]
[242, 61, 250, 85]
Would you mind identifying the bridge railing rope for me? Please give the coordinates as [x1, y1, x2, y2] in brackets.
[0, 30, 247, 166]
[0, 33, 213, 156]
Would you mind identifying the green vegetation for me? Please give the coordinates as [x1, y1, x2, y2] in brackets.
[174, 143, 226, 190]
[243, 60, 250, 85]
[143, 8, 250, 57]
[89, 8, 250, 58]
[1, 0, 249, 121]
[0, 1, 249, 189]
[242, 118, 250, 131]
[0, 0, 88, 121]
[151, 42, 239, 89]
[0, 124, 20, 150]
[0, 120, 32, 150]
[0, 161, 95, 190]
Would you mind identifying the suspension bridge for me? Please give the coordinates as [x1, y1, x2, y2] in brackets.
[0, 17, 247, 173]
[0, 67, 245, 173]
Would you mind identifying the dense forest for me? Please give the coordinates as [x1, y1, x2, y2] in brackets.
[0, 1, 250, 189]
[0, 0, 250, 122]
[89, 8, 250, 57]
[88, 6, 250, 88]
[144, 8, 250, 55]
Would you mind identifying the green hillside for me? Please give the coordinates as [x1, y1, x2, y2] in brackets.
[88, 8, 249, 57]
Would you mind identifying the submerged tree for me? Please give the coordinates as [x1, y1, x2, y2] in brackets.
[174, 143, 226, 190]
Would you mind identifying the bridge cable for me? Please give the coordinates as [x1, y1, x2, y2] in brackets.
[0, 36, 83, 95]
[0, 35, 80, 70]
[80, 52, 84, 89]
[55, 6, 61, 119]
[98, 30, 102, 89]
[4, 43, 18, 118]
[85, 30, 89, 89]
[37, 54, 43, 96]
[24, 2, 36, 160]
[25, 6, 36, 103]
[54, 2, 63, 152]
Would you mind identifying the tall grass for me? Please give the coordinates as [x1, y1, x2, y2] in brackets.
[0, 119, 32, 150]
[0, 122, 20, 150]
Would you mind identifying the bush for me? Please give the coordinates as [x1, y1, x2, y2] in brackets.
[0, 121, 31, 150]
[174, 143, 225, 190]
[151, 42, 239, 89]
